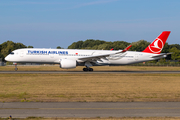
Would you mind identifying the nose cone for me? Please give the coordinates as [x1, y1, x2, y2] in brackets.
[5, 56, 10, 61]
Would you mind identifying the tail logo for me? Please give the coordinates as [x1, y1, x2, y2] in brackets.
[149, 38, 164, 54]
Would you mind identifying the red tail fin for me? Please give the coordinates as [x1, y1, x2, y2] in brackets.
[142, 31, 171, 54]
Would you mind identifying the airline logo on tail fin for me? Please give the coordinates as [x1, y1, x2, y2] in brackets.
[149, 38, 164, 53]
[143, 31, 171, 54]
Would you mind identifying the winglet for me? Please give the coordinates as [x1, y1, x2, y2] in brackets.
[121, 45, 132, 53]
[110, 48, 114, 51]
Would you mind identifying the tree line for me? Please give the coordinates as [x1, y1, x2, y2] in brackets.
[0, 40, 180, 61]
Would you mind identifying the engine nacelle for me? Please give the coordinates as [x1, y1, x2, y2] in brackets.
[60, 59, 77, 69]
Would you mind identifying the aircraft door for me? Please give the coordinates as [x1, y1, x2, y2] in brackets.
[134, 54, 138, 60]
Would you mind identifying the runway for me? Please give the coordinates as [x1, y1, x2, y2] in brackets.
[0, 70, 180, 74]
[1, 102, 180, 118]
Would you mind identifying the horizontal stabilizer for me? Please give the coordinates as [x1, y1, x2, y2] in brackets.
[151, 53, 172, 58]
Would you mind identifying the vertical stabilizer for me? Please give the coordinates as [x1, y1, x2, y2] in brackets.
[142, 31, 171, 54]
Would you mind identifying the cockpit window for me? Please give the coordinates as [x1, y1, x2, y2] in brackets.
[10, 52, 14, 55]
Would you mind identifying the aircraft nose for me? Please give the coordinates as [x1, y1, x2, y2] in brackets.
[5, 56, 10, 61]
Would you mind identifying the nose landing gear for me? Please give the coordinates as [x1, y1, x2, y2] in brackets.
[83, 67, 93, 71]
[14, 63, 18, 71]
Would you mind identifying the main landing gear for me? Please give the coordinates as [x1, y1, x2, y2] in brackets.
[83, 67, 93, 72]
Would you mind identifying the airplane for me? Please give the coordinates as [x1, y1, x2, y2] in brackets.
[5, 31, 171, 71]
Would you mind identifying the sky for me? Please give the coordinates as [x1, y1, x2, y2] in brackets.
[0, 0, 179, 48]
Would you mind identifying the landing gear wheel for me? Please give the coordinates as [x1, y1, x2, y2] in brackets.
[83, 68, 93, 72]
[83, 68, 88, 71]
[89, 68, 93, 71]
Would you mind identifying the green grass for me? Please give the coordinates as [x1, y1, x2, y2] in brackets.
[0, 92, 28, 99]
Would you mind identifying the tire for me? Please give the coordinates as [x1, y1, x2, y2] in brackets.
[83, 68, 88, 71]
[89, 68, 93, 71]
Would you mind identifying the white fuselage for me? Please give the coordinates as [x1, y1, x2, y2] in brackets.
[5, 48, 164, 66]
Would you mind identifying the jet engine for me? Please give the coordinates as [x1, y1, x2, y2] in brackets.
[60, 59, 77, 69]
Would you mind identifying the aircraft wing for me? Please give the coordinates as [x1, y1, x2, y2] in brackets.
[78, 45, 132, 61]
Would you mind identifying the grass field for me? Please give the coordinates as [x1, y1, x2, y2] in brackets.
[0, 72, 180, 102]
[1, 65, 180, 71]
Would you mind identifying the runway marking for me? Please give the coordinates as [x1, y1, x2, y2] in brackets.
[1, 107, 180, 110]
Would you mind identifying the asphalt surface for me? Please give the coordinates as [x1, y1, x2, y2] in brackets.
[0, 102, 180, 118]
[0, 71, 180, 74]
